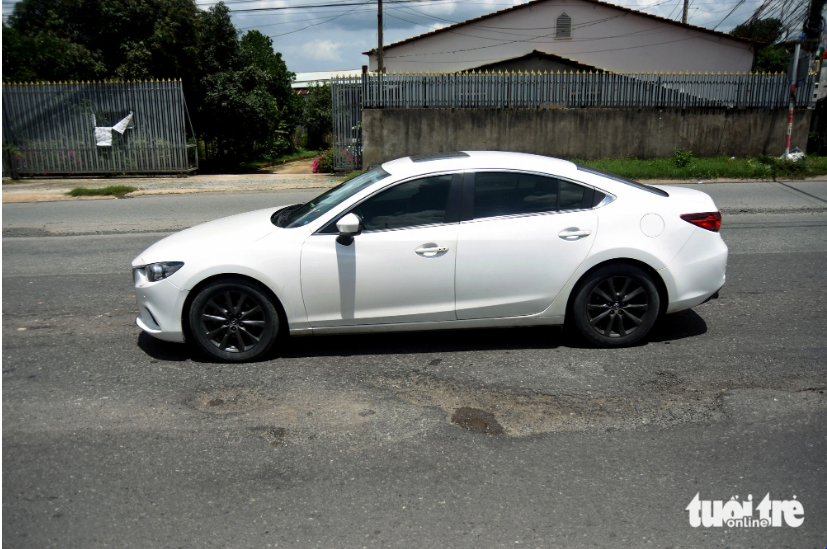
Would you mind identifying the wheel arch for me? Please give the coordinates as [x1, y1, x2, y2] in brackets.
[564, 258, 669, 322]
[181, 272, 289, 342]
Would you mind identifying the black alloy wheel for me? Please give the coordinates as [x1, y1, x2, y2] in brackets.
[572, 264, 660, 347]
[188, 278, 280, 362]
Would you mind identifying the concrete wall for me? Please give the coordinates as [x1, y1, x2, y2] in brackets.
[362, 108, 812, 165]
[369, 0, 754, 74]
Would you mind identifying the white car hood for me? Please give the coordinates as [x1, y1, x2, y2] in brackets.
[131, 207, 282, 266]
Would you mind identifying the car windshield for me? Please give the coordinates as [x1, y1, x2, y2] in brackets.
[576, 165, 669, 197]
[279, 167, 391, 228]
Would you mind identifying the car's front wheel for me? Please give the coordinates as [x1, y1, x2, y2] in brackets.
[188, 278, 280, 362]
[571, 264, 660, 347]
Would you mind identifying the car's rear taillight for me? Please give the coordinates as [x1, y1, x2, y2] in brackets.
[680, 212, 721, 232]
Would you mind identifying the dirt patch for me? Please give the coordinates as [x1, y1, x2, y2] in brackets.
[189, 387, 274, 414]
[372, 374, 724, 436]
[251, 426, 288, 446]
[450, 407, 504, 435]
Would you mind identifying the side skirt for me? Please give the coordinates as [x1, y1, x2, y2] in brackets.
[289, 314, 565, 336]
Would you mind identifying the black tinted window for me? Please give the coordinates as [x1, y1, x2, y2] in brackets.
[473, 172, 566, 219]
[559, 180, 586, 210]
[576, 165, 668, 197]
[352, 175, 452, 231]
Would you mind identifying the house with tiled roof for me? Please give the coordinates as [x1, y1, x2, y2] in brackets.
[364, 0, 755, 74]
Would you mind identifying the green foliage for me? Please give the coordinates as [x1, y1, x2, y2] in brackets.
[575, 155, 827, 181]
[67, 185, 138, 198]
[303, 83, 333, 151]
[4, 0, 201, 82]
[731, 18, 789, 73]
[753, 45, 789, 73]
[673, 148, 693, 168]
[1, 25, 105, 81]
[341, 169, 364, 182]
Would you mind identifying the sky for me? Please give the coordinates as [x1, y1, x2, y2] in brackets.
[0, 0, 787, 72]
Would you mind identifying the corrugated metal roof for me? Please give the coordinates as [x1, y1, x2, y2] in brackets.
[292, 69, 362, 88]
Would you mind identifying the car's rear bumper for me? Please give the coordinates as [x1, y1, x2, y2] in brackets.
[659, 227, 728, 314]
[134, 271, 188, 343]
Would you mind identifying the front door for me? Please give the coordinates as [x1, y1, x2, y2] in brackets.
[455, 171, 599, 320]
[301, 174, 461, 327]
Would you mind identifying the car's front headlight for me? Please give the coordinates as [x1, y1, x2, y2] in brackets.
[139, 261, 184, 282]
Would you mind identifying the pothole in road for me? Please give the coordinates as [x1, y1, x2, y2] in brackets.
[372, 374, 724, 437]
[250, 426, 288, 446]
[450, 407, 504, 435]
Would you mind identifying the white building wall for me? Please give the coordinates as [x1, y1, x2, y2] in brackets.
[368, 0, 753, 74]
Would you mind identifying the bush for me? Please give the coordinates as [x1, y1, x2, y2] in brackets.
[312, 150, 335, 173]
[673, 148, 693, 168]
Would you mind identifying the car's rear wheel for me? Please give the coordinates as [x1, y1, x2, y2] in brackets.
[188, 278, 280, 362]
[571, 264, 660, 347]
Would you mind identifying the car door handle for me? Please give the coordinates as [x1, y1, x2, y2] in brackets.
[415, 245, 449, 256]
[558, 228, 592, 240]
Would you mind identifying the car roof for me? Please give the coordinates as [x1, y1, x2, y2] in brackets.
[381, 151, 579, 180]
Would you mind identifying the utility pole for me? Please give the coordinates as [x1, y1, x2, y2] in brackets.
[377, 0, 384, 73]
[784, 40, 802, 158]
[682, 0, 688, 24]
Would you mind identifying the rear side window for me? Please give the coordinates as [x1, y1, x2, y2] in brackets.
[576, 165, 668, 197]
[351, 175, 453, 231]
[472, 172, 597, 220]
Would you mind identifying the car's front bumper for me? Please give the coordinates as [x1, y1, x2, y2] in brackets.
[133, 268, 189, 343]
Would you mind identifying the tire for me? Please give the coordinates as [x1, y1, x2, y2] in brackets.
[188, 278, 280, 362]
[571, 264, 660, 348]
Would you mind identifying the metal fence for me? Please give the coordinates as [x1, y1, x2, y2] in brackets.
[331, 76, 363, 172]
[361, 71, 816, 109]
[331, 71, 817, 170]
[2, 80, 197, 177]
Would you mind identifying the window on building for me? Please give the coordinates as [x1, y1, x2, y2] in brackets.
[556, 13, 572, 39]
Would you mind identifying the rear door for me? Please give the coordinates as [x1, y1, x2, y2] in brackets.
[454, 171, 600, 320]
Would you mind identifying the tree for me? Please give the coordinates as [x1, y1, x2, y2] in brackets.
[1, 25, 105, 81]
[240, 30, 301, 131]
[731, 18, 789, 73]
[193, 6, 300, 165]
[5, 0, 202, 82]
[303, 83, 333, 151]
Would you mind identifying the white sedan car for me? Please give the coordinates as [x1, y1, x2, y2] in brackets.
[132, 151, 727, 362]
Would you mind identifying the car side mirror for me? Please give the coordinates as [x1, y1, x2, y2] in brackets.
[335, 213, 362, 246]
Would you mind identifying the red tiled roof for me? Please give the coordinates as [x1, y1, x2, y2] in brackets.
[363, 0, 753, 55]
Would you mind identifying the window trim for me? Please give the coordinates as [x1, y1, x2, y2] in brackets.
[315, 171, 464, 235]
[461, 169, 615, 224]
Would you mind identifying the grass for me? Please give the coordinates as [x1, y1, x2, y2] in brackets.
[573, 155, 827, 181]
[241, 148, 323, 170]
[66, 185, 138, 198]
[341, 169, 364, 182]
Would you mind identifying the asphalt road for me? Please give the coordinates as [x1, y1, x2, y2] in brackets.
[3, 181, 827, 547]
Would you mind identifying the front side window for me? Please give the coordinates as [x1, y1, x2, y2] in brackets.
[351, 175, 453, 231]
[282, 167, 390, 228]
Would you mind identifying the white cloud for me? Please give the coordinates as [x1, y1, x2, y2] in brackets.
[297, 39, 347, 62]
